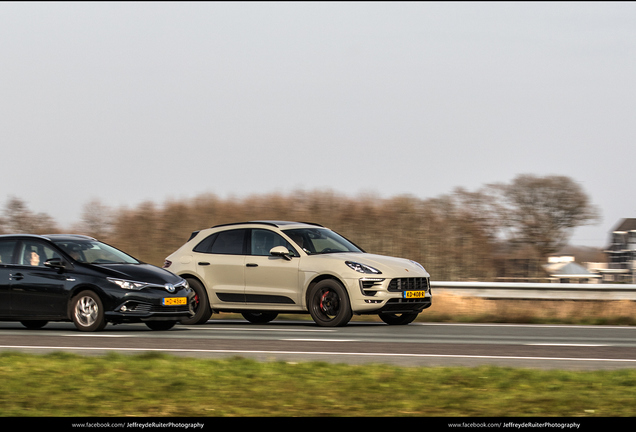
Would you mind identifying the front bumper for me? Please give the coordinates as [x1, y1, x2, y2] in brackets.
[346, 276, 432, 315]
[376, 296, 431, 314]
[103, 288, 195, 323]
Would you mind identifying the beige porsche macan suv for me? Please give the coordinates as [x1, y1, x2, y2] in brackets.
[163, 221, 432, 326]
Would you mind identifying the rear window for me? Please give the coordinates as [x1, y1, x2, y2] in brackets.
[194, 229, 247, 255]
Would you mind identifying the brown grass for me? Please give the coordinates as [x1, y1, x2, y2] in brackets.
[419, 293, 636, 325]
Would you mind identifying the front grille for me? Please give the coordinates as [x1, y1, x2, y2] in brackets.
[388, 277, 430, 293]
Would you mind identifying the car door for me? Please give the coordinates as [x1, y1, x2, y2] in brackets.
[0, 240, 18, 317]
[10, 240, 69, 318]
[243, 229, 302, 307]
[194, 229, 248, 306]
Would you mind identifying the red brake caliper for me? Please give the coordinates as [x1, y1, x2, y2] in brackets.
[320, 291, 329, 312]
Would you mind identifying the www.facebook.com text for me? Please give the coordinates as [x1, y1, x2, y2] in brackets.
[71, 422, 205, 429]
[448, 422, 581, 429]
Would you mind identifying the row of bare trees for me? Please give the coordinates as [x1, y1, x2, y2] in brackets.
[1, 175, 601, 280]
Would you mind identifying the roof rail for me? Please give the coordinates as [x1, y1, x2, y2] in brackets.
[298, 221, 324, 227]
[210, 220, 324, 229]
[211, 221, 279, 229]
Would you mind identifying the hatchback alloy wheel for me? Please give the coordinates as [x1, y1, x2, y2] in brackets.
[71, 291, 107, 332]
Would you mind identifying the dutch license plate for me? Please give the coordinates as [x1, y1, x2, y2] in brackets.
[162, 297, 187, 306]
[403, 290, 427, 299]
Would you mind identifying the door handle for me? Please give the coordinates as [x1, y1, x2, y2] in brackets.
[198, 262, 210, 266]
[10, 273, 24, 281]
[246, 263, 258, 267]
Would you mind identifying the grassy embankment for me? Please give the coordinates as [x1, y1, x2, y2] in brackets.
[1, 351, 636, 417]
[2, 294, 635, 417]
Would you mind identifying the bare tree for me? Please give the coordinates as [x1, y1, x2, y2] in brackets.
[1, 196, 58, 234]
[490, 174, 600, 258]
[79, 199, 114, 239]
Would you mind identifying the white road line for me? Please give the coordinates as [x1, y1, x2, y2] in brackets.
[57, 328, 336, 337]
[63, 334, 138, 337]
[414, 322, 636, 330]
[281, 339, 358, 342]
[526, 343, 608, 347]
[180, 327, 336, 332]
[2, 345, 636, 363]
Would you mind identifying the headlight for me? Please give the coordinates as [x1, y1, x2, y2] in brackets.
[345, 261, 382, 274]
[107, 278, 149, 290]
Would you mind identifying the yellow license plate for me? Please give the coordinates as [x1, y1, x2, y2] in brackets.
[162, 297, 187, 306]
[404, 290, 427, 299]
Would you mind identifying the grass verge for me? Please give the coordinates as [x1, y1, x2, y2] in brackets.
[1, 351, 636, 417]
[415, 294, 636, 326]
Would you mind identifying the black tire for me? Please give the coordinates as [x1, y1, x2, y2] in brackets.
[308, 279, 352, 327]
[379, 312, 419, 325]
[20, 320, 48, 330]
[241, 312, 278, 324]
[180, 278, 212, 325]
[71, 290, 107, 332]
[145, 321, 177, 331]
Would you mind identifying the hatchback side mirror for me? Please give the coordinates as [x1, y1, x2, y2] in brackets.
[44, 258, 67, 270]
[269, 246, 292, 261]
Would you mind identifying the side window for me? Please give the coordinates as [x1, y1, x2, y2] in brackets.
[18, 241, 61, 267]
[193, 234, 218, 253]
[250, 229, 298, 257]
[0, 240, 18, 265]
[208, 229, 247, 255]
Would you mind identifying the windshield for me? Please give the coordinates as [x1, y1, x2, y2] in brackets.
[282, 228, 362, 255]
[52, 239, 140, 264]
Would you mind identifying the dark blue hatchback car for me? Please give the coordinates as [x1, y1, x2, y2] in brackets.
[0, 234, 194, 331]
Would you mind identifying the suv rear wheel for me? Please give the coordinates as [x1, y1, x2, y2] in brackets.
[242, 312, 278, 324]
[145, 321, 177, 331]
[180, 278, 212, 325]
[20, 320, 48, 330]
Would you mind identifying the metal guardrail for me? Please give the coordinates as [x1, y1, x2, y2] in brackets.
[430, 281, 636, 301]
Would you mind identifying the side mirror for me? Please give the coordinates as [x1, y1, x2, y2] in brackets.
[44, 258, 67, 270]
[270, 246, 292, 261]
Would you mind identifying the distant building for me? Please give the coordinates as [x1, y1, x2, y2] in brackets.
[543, 255, 602, 284]
[601, 218, 636, 283]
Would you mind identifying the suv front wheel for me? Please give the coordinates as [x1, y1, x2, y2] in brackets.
[308, 279, 352, 327]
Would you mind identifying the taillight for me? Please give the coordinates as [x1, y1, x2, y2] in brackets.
[163, 260, 172, 268]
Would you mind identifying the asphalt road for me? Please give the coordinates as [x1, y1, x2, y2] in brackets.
[1, 319, 636, 369]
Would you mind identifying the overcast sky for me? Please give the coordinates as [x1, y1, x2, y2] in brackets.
[1, 2, 635, 247]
